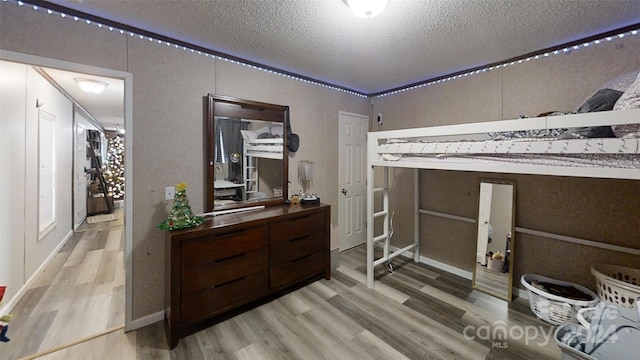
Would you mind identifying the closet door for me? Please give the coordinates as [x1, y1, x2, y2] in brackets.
[338, 111, 368, 251]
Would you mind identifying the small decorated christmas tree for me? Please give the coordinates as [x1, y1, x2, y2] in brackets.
[157, 182, 205, 231]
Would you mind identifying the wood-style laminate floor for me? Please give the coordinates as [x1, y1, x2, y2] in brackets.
[1, 209, 125, 360]
[14, 242, 562, 360]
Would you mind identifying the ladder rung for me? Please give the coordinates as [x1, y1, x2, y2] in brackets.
[373, 244, 417, 267]
[373, 187, 386, 193]
[373, 210, 388, 219]
[372, 234, 387, 243]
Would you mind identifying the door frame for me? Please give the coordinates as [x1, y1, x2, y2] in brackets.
[0, 49, 134, 330]
[338, 111, 369, 251]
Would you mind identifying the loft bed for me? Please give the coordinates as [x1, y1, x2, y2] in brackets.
[243, 137, 283, 199]
[370, 109, 640, 179]
[241, 127, 284, 199]
[366, 108, 640, 289]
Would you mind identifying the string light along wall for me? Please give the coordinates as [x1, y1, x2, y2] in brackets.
[4, 0, 640, 98]
[374, 27, 640, 98]
[5, 0, 366, 98]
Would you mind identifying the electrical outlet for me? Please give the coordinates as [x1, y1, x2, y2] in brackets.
[165, 186, 175, 200]
[377, 112, 383, 126]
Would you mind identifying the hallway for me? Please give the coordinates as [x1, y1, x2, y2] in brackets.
[1, 209, 125, 360]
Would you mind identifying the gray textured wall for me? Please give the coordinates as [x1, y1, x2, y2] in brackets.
[0, 3, 369, 322]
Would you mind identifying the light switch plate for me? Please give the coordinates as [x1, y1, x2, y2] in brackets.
[165, 186, 175, 200]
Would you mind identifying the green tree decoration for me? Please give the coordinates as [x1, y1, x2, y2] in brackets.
[157, 182, 205, 231]
[104, 135, 125, 199]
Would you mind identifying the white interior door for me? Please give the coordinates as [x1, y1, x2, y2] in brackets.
[476, 182, 493, 264]
[73, 121, 87, 229]
[339, 111, 368, 251]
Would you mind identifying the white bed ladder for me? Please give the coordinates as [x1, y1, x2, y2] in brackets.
[243, 151, 258, 200]
[366, 166, 421, 289]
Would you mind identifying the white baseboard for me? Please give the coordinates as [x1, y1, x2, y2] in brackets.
[126, 310, 165, 332]
[331, 248, 340, 270]
[0, 230, 73, 316]
[388, 244, 473, 280]
[387, 244, 528, 298]
[420, 256, 474, 280]
[73, 215, 87, 231]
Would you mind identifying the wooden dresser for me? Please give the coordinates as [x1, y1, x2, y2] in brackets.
[165, 203, 330, 349]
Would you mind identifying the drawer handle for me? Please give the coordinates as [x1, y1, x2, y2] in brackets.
[290, 254, 312, 264]
[213, 276, 245, 289]
[218, 228, 246, 237]
[288, 215, 311, 222]
[215, 252, 245, 263]
[289, 235, 311, 243]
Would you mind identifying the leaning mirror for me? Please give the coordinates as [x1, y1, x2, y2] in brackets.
[472, 179, 516, 301]
[205, 95, 289, 212]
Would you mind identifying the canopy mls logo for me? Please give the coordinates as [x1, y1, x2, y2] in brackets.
[462, 321, 555, 348]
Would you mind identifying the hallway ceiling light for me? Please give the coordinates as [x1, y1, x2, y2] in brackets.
[74, 78, 109, 94]
[346, 0, 388, 19]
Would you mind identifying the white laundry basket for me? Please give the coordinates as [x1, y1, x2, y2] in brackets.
[554, 323, 598, 360]
[521, 274, 599, 325]
[591, 264, 640, 310]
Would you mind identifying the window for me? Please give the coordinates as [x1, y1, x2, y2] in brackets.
[39, 109, 56, 236]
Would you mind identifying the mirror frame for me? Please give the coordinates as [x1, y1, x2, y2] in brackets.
[204, 94, 289, 212]
[472, 178, 516, 302]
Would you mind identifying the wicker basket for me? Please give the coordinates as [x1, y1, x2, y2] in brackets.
[591, 264, 640, 310]
[521, 274, 599, 325]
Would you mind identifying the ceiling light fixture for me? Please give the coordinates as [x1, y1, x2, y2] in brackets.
[346, 0, 388, 19]
[74, 78, 109, 94]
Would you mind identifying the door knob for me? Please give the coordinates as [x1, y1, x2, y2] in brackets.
[341, 189, 347, 196]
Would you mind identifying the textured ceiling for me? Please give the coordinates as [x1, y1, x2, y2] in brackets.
[44, 0, 640, 95]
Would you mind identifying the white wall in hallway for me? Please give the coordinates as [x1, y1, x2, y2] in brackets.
[0, 60, 74, 310]
[0, 60, 27, 304]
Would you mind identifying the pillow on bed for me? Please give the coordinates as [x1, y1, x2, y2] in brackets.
[575, 88, 623, 113]
[611, 72, 640, 138]
[561, 88, 622, 138]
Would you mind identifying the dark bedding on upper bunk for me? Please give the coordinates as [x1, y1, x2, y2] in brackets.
[487, 69, 640, 141]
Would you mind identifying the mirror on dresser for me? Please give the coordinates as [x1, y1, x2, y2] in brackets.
[472, 179, 516, 301]
[205, 95, 289, 212]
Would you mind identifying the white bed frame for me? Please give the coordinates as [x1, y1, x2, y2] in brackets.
[243, 137, 283, 199]
[366, 109, 640, 289]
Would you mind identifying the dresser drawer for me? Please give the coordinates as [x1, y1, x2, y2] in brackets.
[181, 270, 268, 324]
[181, 248, 268, 295]
[182, 225, 268, 267]
[270, 250, 326, 290]
[269, 212, 326, 244]
[270, 231, 326, 266]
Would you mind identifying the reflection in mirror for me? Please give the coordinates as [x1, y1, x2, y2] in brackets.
[472, 179, 516, 301]
[205, 95, 289, 212]
[213, 116, 283, 202]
